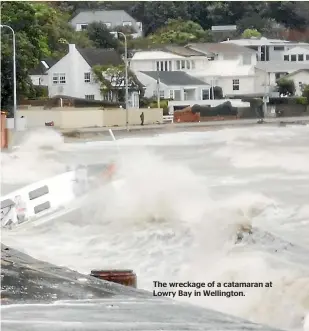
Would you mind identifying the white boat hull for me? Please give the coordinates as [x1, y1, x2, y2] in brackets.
[1, 170, 124, 229]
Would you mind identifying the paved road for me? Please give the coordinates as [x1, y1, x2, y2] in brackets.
[60, 116, 309, 135]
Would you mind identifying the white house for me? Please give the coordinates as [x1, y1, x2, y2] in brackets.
[222, 37, 309, 62]
[282, 46, 309, 62]
[254, 61, 309, 96]
[130, 44, 257, 98]
[135, 71, 210, 100]
[182, 43, 257, 97]
[69, 10, 143, 38]
[187, 42, 257, 65]
[32, 44, 139, 107]
[129, 46, 208, 73]
[189, 60, 256, 97]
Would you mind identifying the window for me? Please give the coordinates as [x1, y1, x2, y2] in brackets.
[232, 79, 240, 91]
[202, 89, 210, 100]
[123, 21, 132, 26]
[191, 61, 195, 69]
[176, 60, 180, 70]
[53, 73, 66, 84]
[186, 60, 191, 69]
[284, 55, 289, 61]
[181, 60, 186, 69]
[52, 74, 58, 85]
[306, 55, 309, 61]
[153, 90, 165, 98]
[59, 74, 66, 84]
[291, 55, 297, 62]
[80, 24, 88, 31]
[169, 90, 174, 99]
[274, 46, 284, 51]
[156, 61, 172, 71]
[103, 91, 113, 101]
[156, 61, 160, 71]
[298, 54, 304, 61]
[85, 95, 95, 100]
[84, 72, 91, 83]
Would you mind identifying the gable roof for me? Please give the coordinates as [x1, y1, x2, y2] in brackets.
[29, 58, 59, 75]
[284, 68, 309, 78]
[76, 47, 123, 67]
[284, 46, 309, 54]
[222, 38, 309, 47]
[141, 71, 210, 86]
[70, 10, 139, 29]
[187, 43, 256, 55]
[255, 61, 309, 73]
[163, 45, 205, 57]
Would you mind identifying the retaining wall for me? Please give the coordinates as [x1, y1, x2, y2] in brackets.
[17, 107, 163, 129]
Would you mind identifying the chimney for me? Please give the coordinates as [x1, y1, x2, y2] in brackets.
[69, 44, 76, 53]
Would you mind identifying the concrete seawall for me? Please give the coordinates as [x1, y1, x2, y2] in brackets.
[1, 244, 283, 331]
[59, 116, 309, 142]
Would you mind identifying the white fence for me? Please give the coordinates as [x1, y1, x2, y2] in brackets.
[163, 115, 174, 123]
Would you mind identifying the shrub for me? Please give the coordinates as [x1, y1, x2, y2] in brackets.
[296, 96, 308, 105]
[302, 84, 309, 100]
[210, 86, 223, 99]
[277, 78, 296, 96]
[150, 99, 169, 114]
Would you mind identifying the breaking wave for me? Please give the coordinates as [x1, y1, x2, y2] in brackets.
[1, 125, 309, 331]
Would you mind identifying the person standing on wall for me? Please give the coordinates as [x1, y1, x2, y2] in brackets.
[140, 112, 144, 126]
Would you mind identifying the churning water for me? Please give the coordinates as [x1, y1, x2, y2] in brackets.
[1, 126, 309, 331]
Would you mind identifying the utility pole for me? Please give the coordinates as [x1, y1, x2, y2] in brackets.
[156, 69, 160, 108]
[263, 45, 268, 120]
[114, 31, 128, 131]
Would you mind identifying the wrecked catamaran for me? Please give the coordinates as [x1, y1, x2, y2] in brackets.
[0, 163, 121, 229]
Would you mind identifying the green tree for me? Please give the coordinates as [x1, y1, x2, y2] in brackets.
[277, 78, 296, 96]
[241, 28, 262, 39]
[32, 2, 92, 58]
[148, 19, 212, 45]
[52, 1, 309, 36]
[86, 22, 123, 52]
[92, 64, 144, 102]
[1, 1, 93, 111]
[1, 1, 51, 111]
